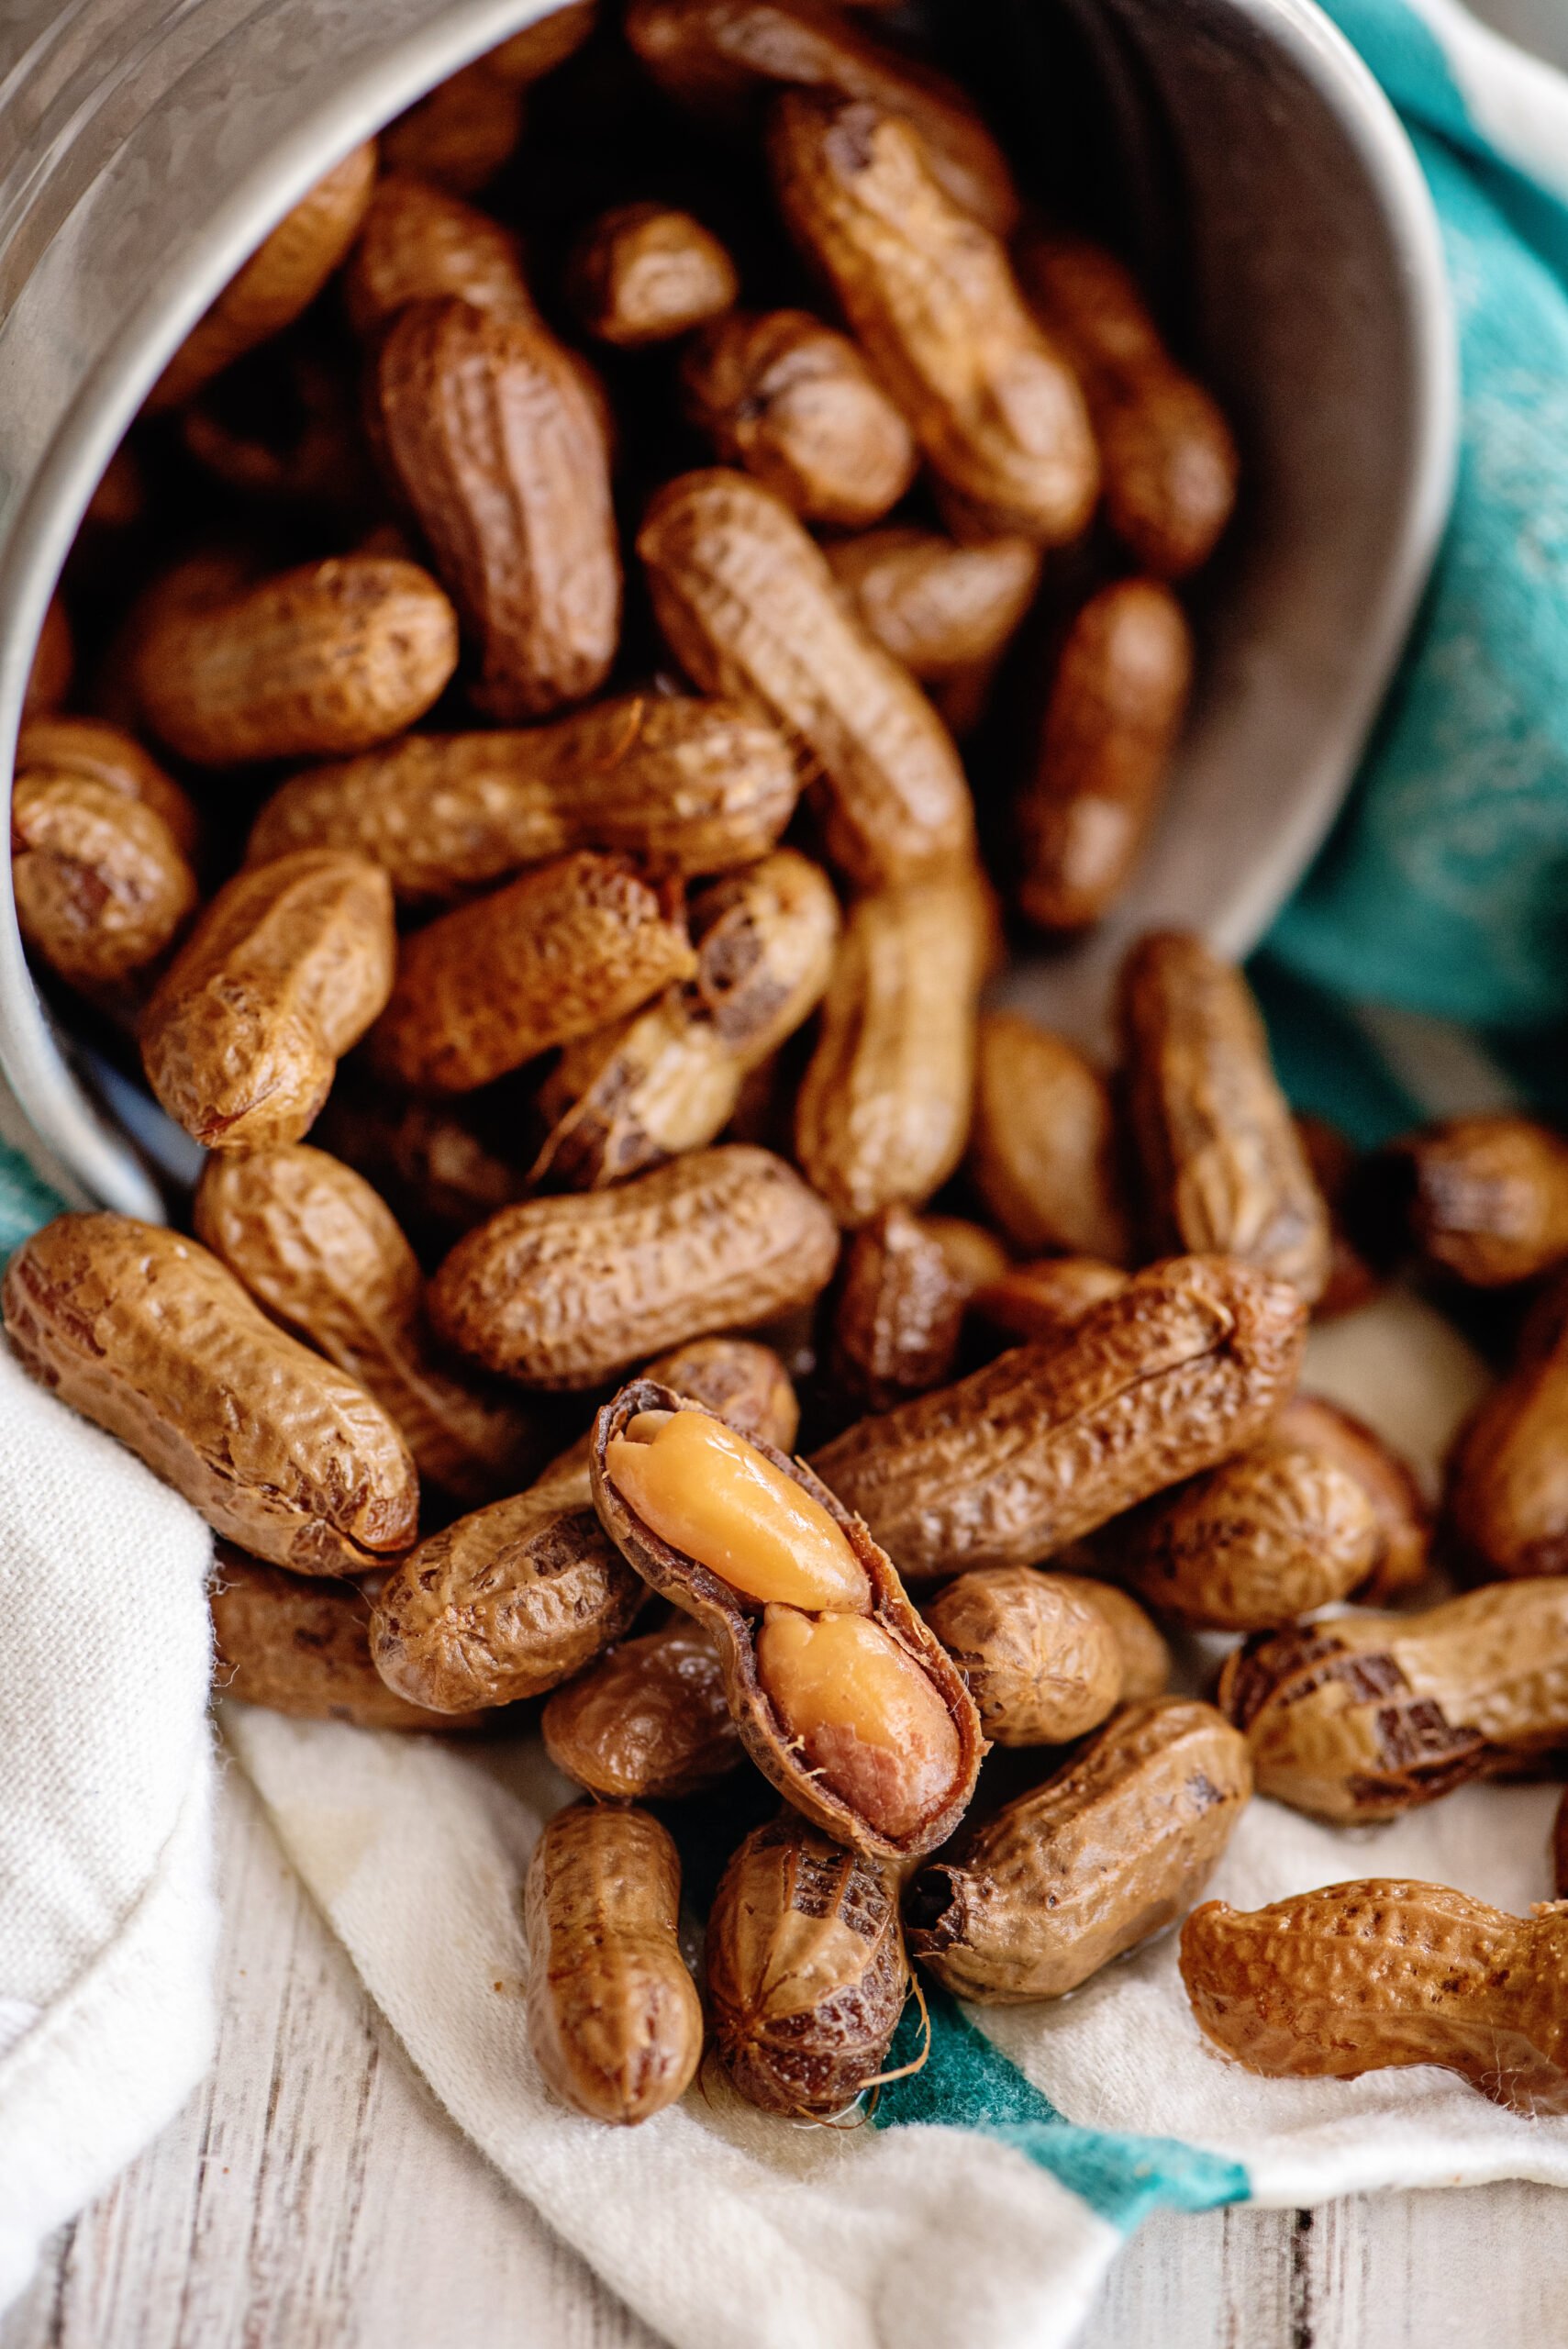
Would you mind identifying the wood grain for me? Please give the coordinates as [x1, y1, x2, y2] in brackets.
[2, 1771, 1562, 2349]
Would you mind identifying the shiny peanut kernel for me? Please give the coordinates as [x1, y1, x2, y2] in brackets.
[756, 1604, 961, 1839]
[606, 1409, 870, 1611]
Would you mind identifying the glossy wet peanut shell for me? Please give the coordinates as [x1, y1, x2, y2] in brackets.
[1387, 1114, 1568, 1289]
[16, 718, 199, 855]
[1119, 930, 1330, 1304]
[706, 1811, 908, 2116]
[371, 851, 694, 1095]
[211, 1548, 475, 1731]
[130, 554, 459, 766]
[681, 308, 916, 527]
[525, 1806, 704, 2125]
[970, 1256, 1129, 1348]
[825, 527, 1040, 678]
[639, 468, 974, 892]
[542, 1617, 740, 1798]
[831, 1204, 966, 1411]
[1017, 579, 1193, 932]
[4, 1215, 417, 1574]
[1218, 1579, 1568, 1821]
[372, 296, 619, 720]
[967, 1013, 1130, 1261]
[923, 1564, 1123, 1746]
[429, 1145, 839, 1390]
[382, 59, 524, 195]
[140, 850, 395, 1152]
[344, 171, 537, 333]
[11, 773, 197, 988]
[195, 1144, 538, 1506]
[1017, 233, 1239, 580]
[568, 203, 738, 346]
[1057, 1576, 1170, 1702]
[768, 95, 1096, 543]
[813, 1253, 1307, 1580]
[1276, 1392, 1429, 1601]
[906, 1698, 1251, 2001]
[590, 1381, 984, 1860]
[624, 0, 1018, 233]
[1181, 1881, 1568, 2116]
[249, 695, 801, 905]
[1444, 1316, 1568, 1581]
[795, 870, 990, 1228]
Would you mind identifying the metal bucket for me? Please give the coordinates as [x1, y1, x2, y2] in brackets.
[0, 0, 1456, 1214]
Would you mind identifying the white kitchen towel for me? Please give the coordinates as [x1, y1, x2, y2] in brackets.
[0, 1340, 218, 2312]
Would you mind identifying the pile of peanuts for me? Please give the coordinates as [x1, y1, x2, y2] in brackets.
[10, 1, 1568, 2130]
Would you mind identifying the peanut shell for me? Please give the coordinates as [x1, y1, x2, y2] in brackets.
[923, 1564, 1123, 1746]
[966, 1012, 1130, 1261]
[831, 1204, 966, 1410]
[211, 1548, 476, 1731]
[825, 527, 1040, 679]
[345, 171, 537, 332]
[568, 203, 738, 346]
[542, 1618, 740, 1798]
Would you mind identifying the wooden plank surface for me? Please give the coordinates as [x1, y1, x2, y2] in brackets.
[1, 1772, 1557, 2349]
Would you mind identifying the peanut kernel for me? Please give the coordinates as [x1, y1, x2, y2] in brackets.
[606, 1409, 870, 1611]
[756, 1604, 960, 1839]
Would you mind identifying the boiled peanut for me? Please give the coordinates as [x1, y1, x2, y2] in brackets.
[147, 143, 378, 410]
[1385, 1114, 1568, 1288]
[486, 4, 598, 83]
[1119, 930, 1330, 1303]
[768, 94, 1096, 543]
[382, 60, 524, 195]
[639, 468, 974, 891]
[371, 851, 695, 1095]
[531, 848, 840, 1188]
[592, 1383, 984, 1857]
[1296, 1114, 1385, 1319]
[195, 1144, 538, 1505]
[1278, 1392, 1429, 1601]
[525, 1806, 704, 2125]
[972, 1255, 1129, 1346]
[918, 1214, 1009, 1299]
[1218, 1580, 1568, 1821]
[831, 1205, 966, 1410]
[430, 1145, 838, 1389]
[1017, 232, 1239, 579]
[371, 297, 619, 720]
[1181, 1881, 1568, 2117]
[248, 694, 801, 905]
[130, 553, 459, 764]
[1444, 1304, 1568, 1581]
[825, 527, 1040, 681]
[345, 171, 537, 332]
[141, 851, 395, 1152]
[906, 1698, 1251, 2000]
[924, 1564, 1123, 1746]
[1017, 579, 1193, 931]
[16, 718, 198, 855]
[11, 769, 196, 989]
[1555, 1789, 1568, 1899]
[23, 592, 72, 718]
[542, 1617, 741, 1798]
[681, 308, 916, 526]
[568, 203, 738, 345]
[314, 1082, 527, 1246]
[795, 869, 990, 1227]
[814, 1252, 1306, 1579]
[706, 1813, 910, 2116]
[4, 1215, 417, 1574]
[624, 0, 1018, 232]
[966, 1011, 1130, 1261]
[180, 347, 373, 511]
[369, 1334, 795, 1711]
[211, 1547, 476, 1731]
[1056, 1575, 1170, 1702]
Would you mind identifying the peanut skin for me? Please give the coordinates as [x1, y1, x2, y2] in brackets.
[639, 467, 974, 892]
[1017, 233, 1239, 579]
[141, 851, 395, 1152]
[706, 1813, 909, 2116]
[907, 1698, 1251, 2000]
[344, 171, 537, 333]
[568, 203, 738, 345]
[195, 1145, 538, 1506]
[147, 143, 379, 410]
[429, 1145, 839, 1390]
[1017, 580, 1193, 932]
[4, 1216, 417, 1574]
[371, 851, 695, 1095]
[130, 553, 459, 765]
[924, 1564, 1123, 1746]
[624, 0, 1019, 233]
[812, 1253, 1307, 1580]
[371, 297, 620, 720]
[966, 1012, 1130, 1262]
[825, 528, 1040, 680]
[768, 94, 1096, 543]
[525, 1807, 704, 2125]
[542, 1617, 740, 1798]
[681, 309, 917, 527]
[831, 1204, 966, 1411]
[211, 1548, 476, 1731]
[1219, 1580, 1568, 1821]
[795, 870, 991, 1227]
[248, 694, 801, 905]
[1119, 930, 1330, 1304]
[1181, 1882, 1568, 2117]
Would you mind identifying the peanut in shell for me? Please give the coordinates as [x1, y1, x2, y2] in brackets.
[923, 1564, 1123, 1746]
[542, 1617, 740, 1798]
[966, 1012, 1130, 1261]
[830, 1204, 966, 1411]
[824, 527, 1040, 680]
[211, 1548, 478, 1731]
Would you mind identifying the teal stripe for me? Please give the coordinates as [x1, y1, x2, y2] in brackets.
[0, 1142, 64, 1252]
[1249, 952, 1423, 1145]
[874, 1989, 1249, 2232]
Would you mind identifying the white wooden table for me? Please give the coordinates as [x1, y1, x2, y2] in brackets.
[2, 1767, 1561, 2349]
